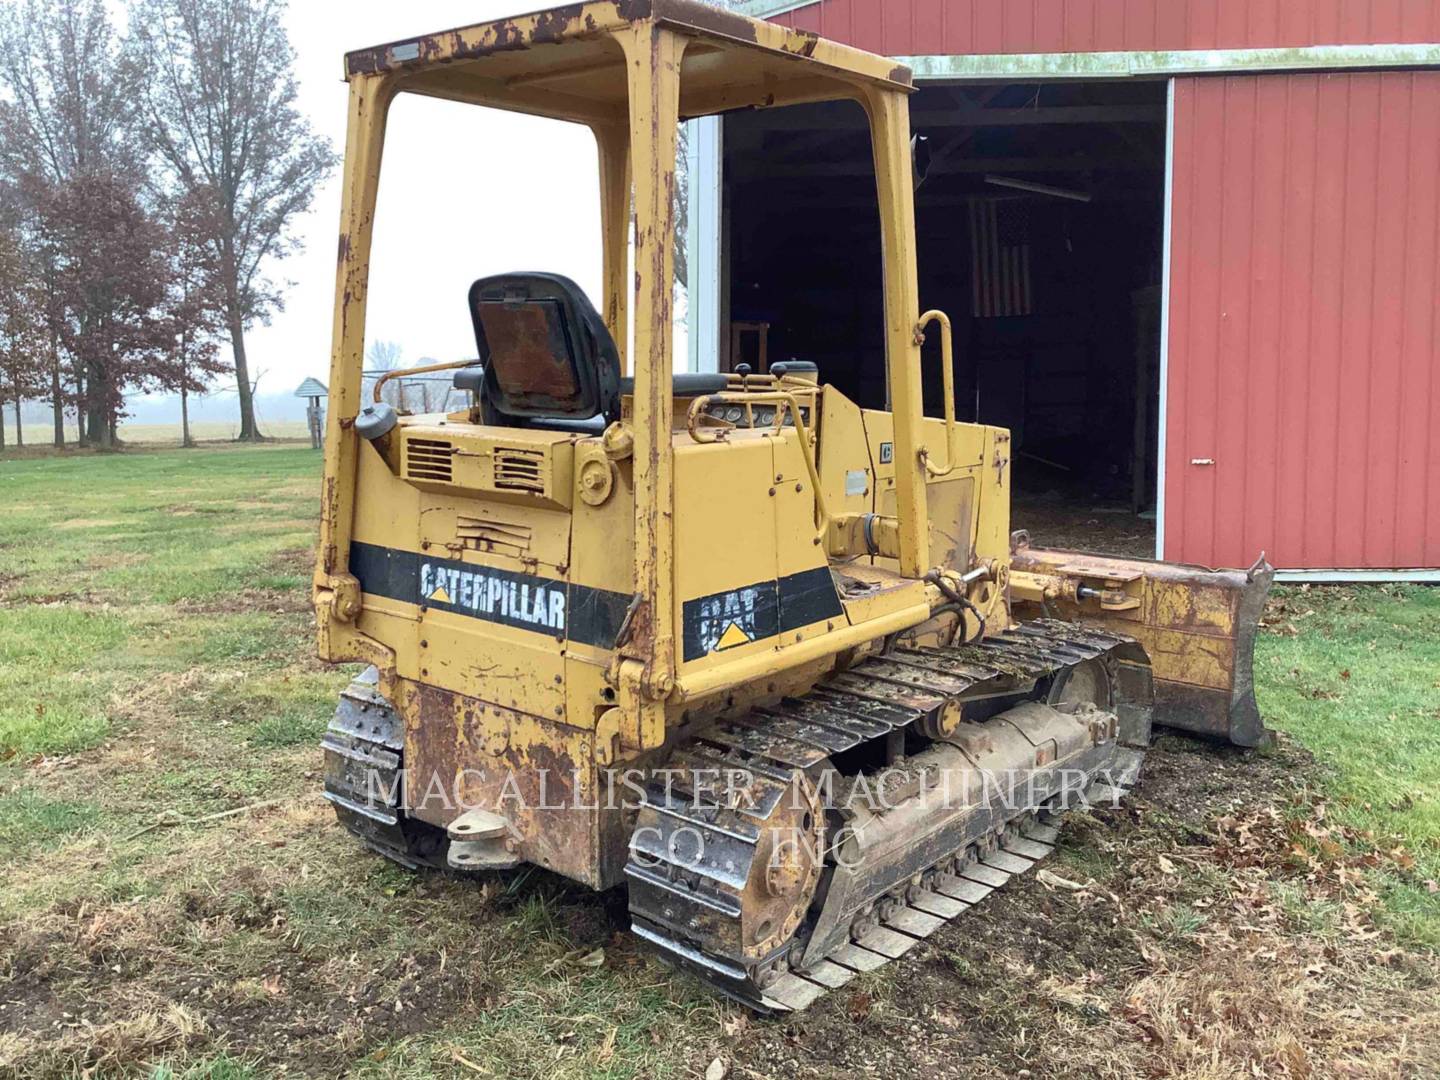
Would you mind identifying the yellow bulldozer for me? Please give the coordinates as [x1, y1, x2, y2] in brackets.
[313, 1, 1272, 1012]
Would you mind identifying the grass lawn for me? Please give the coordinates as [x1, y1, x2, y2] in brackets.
[0, 443, 1436, 1078]
[1258, 585, 1440, 947]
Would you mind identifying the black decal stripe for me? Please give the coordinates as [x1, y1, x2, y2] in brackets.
[349, 541, 627, 648]
[568, 586, 634, 651]
[681, 567, 844, 662]
[778, 565, 846, 632]
[349, 541, 415, 605]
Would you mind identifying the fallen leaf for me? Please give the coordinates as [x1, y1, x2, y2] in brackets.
[705, 1057, 727, 1080]
[847, 991, 873, 1021]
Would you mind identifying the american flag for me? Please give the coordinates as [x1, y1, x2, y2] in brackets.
[969, 197, 1033, 318]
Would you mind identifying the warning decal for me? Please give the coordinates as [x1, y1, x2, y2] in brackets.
[680, 567, 845, 661]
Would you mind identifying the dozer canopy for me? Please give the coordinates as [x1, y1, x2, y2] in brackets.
[317, 0, 942, 743]
[342, 0, 913, 111]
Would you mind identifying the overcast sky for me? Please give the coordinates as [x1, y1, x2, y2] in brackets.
[248, 1, 607, 394]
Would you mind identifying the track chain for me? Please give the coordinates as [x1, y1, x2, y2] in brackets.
[625, 620, 1151, 1012]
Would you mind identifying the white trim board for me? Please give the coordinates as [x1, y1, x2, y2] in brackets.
[735, 0, 1440, 77]
[685, 116, 723, 373]
[898, 44, 1440, 80]
[1275, 569, 1440, 583]
[1154, 79, 1174, 560]
[734, 0, 819, 18]
[732, 7, 1440, 78]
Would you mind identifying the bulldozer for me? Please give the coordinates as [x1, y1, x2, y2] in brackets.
[313, 1, 1272, 1012]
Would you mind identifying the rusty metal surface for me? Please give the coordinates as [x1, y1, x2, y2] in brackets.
[343, 0, 912, 90]
[1010, 543, 1273, 747]
[398, 680, 628, 889]
[479, 303, 582, 403]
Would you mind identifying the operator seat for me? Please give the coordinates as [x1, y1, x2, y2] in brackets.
[461, 272, 622, 430]
[455, 273, 731, 430]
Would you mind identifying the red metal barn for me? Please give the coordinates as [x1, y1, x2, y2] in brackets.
[686, 1, 1440, 579]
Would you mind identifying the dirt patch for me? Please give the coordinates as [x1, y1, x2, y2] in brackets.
[0, 591, 102, 609]
[173, 588, 312, 617]
[54, 518, 121, 530]
[0, 815, 627, 1078]
[86, 552, 146, 570]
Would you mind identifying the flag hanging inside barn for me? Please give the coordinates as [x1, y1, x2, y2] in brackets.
[969, 197, 1033, 318]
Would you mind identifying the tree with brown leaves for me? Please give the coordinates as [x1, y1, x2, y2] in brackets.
[0, 223, 47, 449]
[0, 0, 145, 447]
[128, 0, 334, 442]
[36, 175, 176, 448]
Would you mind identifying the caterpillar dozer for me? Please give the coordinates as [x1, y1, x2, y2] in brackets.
[313, 1, 1273, 1012]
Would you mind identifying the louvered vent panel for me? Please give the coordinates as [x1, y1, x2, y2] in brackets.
[406, 438, 455, 482]
[456, 515, 532, 556]
[493, 448, 546, 493]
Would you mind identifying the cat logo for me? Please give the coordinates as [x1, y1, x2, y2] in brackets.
[418, 560, 566, 632]
[694, 585, 764, 655]
[715, 621, 753, 650]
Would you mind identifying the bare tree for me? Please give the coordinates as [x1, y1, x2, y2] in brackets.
[0, 0, 141, 186]
[365, 339, 403, 373]
[0, 223, 47, 449]
[128, 0, 335, 442]
[160, 191, 231, 447]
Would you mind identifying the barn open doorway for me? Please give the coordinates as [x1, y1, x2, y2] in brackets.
[721, 80, 1167, 555]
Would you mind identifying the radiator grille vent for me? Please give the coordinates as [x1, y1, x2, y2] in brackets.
[456, 515, 532, 557]
[493, 448, 546, 493]
[406, 438, 455, 482]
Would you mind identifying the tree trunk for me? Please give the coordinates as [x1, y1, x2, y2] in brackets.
[227, 300, 261, 441]
[50, 333, 64, 447]
[13, 398, 20, 447]
[87, 361, 110, 449]
[0, 396, 7, 450]
[76, 366, 88, 445]
[180, 384, 192, 447]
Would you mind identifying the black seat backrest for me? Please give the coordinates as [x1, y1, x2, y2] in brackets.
[468, 272, 621, 425]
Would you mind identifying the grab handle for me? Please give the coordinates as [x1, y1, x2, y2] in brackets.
[915, 309, 959, 477]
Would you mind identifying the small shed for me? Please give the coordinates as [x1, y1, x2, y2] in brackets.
[684, 0, 1440, 580]
[295, 378, 328, 449]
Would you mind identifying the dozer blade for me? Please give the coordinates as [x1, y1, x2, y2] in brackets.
[1010, 541, 1274, 747]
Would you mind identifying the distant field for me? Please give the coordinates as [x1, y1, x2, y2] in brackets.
[6, 419, 312, 448]
[120, 420, 311, 444]
[0, 444, 1435, 1078]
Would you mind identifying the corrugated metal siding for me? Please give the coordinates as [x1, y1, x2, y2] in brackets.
[775, 0, 1440, 54]
[1164, 72, 1440, 569]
